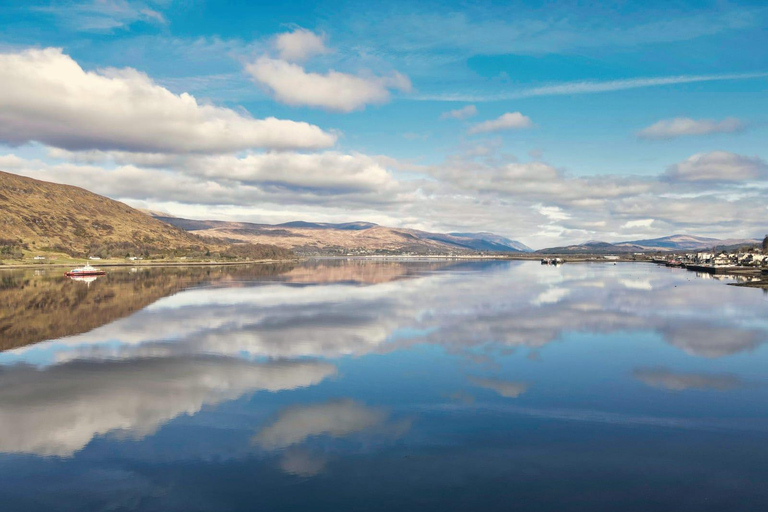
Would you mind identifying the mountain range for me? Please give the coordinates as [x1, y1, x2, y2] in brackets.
[539, 235, 760, 254]
[152, 216, 534, 255]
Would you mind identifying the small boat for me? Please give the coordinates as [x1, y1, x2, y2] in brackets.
[65, 263, 106, 277]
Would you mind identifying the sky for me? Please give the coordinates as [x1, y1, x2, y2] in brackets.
[0, 0, 766, 249]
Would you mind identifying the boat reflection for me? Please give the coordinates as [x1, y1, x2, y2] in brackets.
[67, 274, 100, 285]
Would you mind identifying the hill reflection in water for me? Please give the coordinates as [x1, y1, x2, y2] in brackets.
[0, 260, 767, 511]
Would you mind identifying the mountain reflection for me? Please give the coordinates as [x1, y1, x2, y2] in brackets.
[0, 263, 296, 351]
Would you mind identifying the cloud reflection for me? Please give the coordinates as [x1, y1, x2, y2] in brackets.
[0, 357, 336, 456]
[6, 261, 766, 365]
[468, 376, 529, 398]
[633, 367, 744, 391]
[253, 398, 408, 450]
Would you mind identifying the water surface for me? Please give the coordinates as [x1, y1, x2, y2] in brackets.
[1, 260, 767, 511]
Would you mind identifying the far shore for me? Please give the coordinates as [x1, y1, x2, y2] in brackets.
[2, 255, 765, 287]
[0, 258, 299, 270]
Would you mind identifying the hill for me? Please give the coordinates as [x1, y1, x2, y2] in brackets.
[0, 171, 293, 261]
[152, 216, 532, 255]
[538, 241, 645, 255]
[539, 235, 760, 254]
[615, 235, 759, 251]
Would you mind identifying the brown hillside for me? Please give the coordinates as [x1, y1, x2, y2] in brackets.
[0, 171, 209, 257]
[0, 171, 293, 260]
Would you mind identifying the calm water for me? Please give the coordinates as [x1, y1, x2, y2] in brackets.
[1, 260, 767, 511]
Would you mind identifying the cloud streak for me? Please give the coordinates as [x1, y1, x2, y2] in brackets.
[413, 72, 768, 102]
[638, 117, 745, 139]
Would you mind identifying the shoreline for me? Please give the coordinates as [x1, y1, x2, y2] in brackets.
[2, 255, 764, 286]
[0, 258, 299, 270]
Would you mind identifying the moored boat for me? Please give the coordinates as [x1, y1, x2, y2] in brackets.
[64, 263, 106, 277]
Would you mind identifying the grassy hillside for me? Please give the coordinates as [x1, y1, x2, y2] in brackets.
[153, 216, 530, 256]
[0, 171, 293, 262]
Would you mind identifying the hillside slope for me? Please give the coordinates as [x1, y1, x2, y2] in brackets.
[153, 216, 532, 255]
[616, 235, 759, 251]
[539, 235, 760, 254]
[0, 171, 292, 260]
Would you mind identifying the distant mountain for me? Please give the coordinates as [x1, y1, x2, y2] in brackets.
[448, 232, 533, 252]
[538, 241, 643, 255]
[154, 216, 531, 255]
[0, 171, 292, 261]
[539, 234, 760, 254]
[277, 221, 378, 231]
[616, 234, 759, 251]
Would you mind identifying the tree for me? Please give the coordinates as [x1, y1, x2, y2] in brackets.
[763, 234, 768, 252]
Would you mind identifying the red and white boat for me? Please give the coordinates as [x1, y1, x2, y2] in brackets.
[64, 263, 106, 277]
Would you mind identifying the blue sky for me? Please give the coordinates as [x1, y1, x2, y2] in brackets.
[0, 0, 766, 247]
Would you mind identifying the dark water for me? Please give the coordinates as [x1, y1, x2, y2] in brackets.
[1, 260, 767, 511]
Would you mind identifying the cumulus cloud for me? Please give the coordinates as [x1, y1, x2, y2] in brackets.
[468, 376, 529, 398]
[7, 150, 402, 210]
[274, 28, 331, 62]
[638, 117, 745, 139]
[0, 48, 336, 152]
[440, 105, 477, 120]
[246, 57, 411, 112]
[664, 151, 767, 182]
[253, 399, 405, 449]
[632, 367, 744, 391]
[0, 357, 337, 456]
[468, 112, 533, 134]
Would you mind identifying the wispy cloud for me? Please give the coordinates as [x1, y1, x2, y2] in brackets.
[440, 105, 477, 120]
[412, 72, 768, 102]
[638, 117, 745, 140]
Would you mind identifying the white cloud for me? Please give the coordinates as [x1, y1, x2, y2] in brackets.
[537, 206, 571, 221]
[638, 117, 745, 139]
[440, 105, 477, 120]
[468, 112, 533, 134]
[44, 149, 398, 195]
[623, 219, 655, 229]
[246, 56, 411, 112]
[664, 151, 767, 182]
[7, 151, 402, 209]
[274, 28, 331, 62]
[0, 47, 336, 152]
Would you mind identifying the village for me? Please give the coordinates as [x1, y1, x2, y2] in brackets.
[651, 237, 768, 287]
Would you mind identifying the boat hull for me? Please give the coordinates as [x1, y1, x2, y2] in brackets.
[65, 271, 106, 276]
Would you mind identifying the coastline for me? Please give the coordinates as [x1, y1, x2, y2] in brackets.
[3, 254, 764, 287]
[0, 258, 299, 270]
